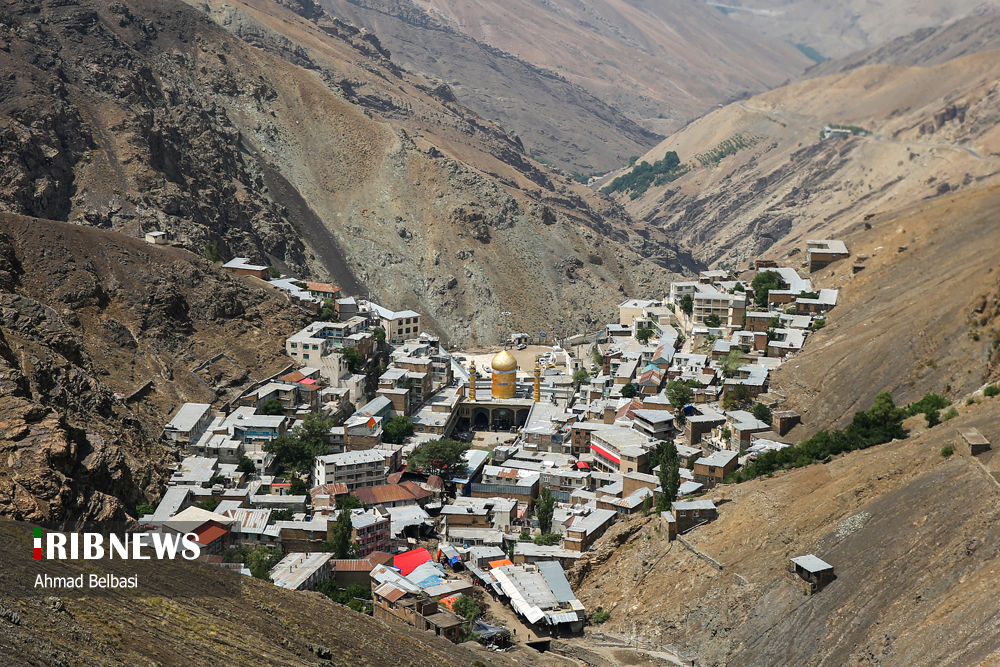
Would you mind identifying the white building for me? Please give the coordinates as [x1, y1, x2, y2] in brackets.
[313, 450, 386, 491]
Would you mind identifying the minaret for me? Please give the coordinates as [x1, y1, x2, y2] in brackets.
[533, 357, 542, 402]
[468, 360, 477, 401]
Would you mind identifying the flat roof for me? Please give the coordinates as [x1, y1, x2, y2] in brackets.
[270, 552, 331, 590]
[165, 403, 212, 432]
[790, 554, 834, 573]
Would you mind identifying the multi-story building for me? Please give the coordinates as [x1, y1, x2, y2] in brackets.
[358, 300, 421, 345]
[164, 403, 214, 445]
[589, 428, 656, 474]
[805, 240, 849, 272]
[313, 450, 386, 491]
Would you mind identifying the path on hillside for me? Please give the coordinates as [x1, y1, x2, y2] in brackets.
[739, 101, 1000, 162]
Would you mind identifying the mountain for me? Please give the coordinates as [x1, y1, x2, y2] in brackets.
[0, 213, 309, 523]
[711, 0, 1000, 61]
[568, 183, 1000, 666]
[805, 10, 1000, 77]
[319, 0, 812, 151]
[0, 0, 693, 348]
[608, 47, 1000, 269]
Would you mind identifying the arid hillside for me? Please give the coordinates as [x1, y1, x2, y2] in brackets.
[0, 0, 690, 346]
[769, 185, 1000, 433]
[715, 0, 1000, 60]
[0, 213, 308, 523]
[571, 399, 1000, 666]
[328, 0, 810, 137]
[0, 520, 523, 667]
[613, 48, 1000, 269]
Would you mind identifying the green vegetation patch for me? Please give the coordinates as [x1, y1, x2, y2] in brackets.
[601, 151, 689, 198]
[694, 133, 761, 167]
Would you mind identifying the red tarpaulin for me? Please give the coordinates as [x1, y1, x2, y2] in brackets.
[576, 461, 590, 470]
[590, 443, 620, 465]
[394, 547, 433, 576]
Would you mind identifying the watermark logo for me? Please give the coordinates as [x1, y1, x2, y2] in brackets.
[34, 526, 41, 559]
[33, 530, 202, 561]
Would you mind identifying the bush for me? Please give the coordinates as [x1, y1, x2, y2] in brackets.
[966, 397, 976, 406]
[533, 532, 561, 546]
[906, 393, 949, 417]
[941, 445, 954, 457]
[985, 386, 1000, 397]
[592, 609, 611, 624]
[587, 253, 604, 265]
[136, 504, 154, 517]
[925, 409, 940, 427]
[942, 407, 959, 421]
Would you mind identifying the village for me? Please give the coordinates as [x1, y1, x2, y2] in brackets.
[141, 237, 856, 650]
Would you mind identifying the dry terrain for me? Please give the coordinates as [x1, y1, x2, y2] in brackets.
[615, 47, 1000, 269]
[712, 0, 1000, 60]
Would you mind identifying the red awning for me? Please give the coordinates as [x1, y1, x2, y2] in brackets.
[576, 461, 591, 470]
[590, 443, 620, 465]
[394, 547, 433, 576]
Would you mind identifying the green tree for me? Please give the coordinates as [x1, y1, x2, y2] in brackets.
[290, 477, 308, 495]
[195, 497, 219, 511]
[573, 368, 591, 388]
[533, 532, 561, 546]
[372, 327, 386, 346]
[635, 326, 653, 344]
[723, 385, 754, 411]
[264, 413, 335, 474]
[751, 270, 782, 307]
[223, 544, 284, 580]
[680, 294, 693, 315]
[704, 314, 721, 328]
[203, 240, 221, 263]
[535, 486, 556, 534]
[317, 297, 336, 322]
[653, 440, 680, 511]
[382, 415, 415, 445]
[336, 495, 364, 511]
[721, 349, 745, 378]
[266, 266, 281, 279]
[620, 383, 638, 398]
[665, 380, 693, 425]
[236, 456, 257, 474]
[336, 347, 363, 372]
[136, 504, 154, 517]
[408, 438, 469, 476]
[592, 347, 604, 367]
[751, 402, 772, 425]
[260, 399, 285, 416]
[272, 509, 294, 521]
[925, 409, 941, 428]
[452, 594, 483, 633]
[324, 509, 357, 559]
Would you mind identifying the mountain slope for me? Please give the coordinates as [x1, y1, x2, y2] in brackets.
[0, 0, 691, 345]
[613, 48, 1000, 268]
[714, 0, 1000, 60]
[322, 0, 811, 139]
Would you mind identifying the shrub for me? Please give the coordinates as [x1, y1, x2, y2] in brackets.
[533, 532, 561, 546]
[906, 393, 949, 417]
[941, 445, 954, 457]
[985, 386, 1000, 397]
[592, 609, 611, 624]
[587, 253, 604, 265]
[925, 409, 940, 428]
[942, 407, 959, 421]
[966, 397, 975, 405]
[136, 504, 154, 517]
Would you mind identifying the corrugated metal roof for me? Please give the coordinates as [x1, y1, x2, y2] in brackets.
[536, 561, 577, 604]
[791, 554, 833, 573]
[545, 611, 579, 625]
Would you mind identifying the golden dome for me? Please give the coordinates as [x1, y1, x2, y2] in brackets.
[491, 349, 518, 372]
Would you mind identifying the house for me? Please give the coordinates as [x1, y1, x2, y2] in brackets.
[589, 428, 656, 475]
[563, 508, 617, 552]
[693, 450, 739, 487]
[270, 552, 333, 591]
[145, 230, 169, 245]
[805, 240, 849, 272]
[163, 403, 214, 445]
[350, 509, 391, 555]
[659, 510, 677, 541]
[303, 282, 342, 301]
[328, 552, 394, 589]
[309, 483, 350, 509]
[372, 582, 465, 642]
[632, 409, 675, 440]
[789, 554, 835, 592]
[353, 481, 432, 508]
[772, 410, 801, 436]
[222, 507, 275, 545]
[358, 300, 421, 345]
[958, 427, 991, 455]
[491, 562, 585, 633]
[162, 506, 234, 556]
[221, 257, 269, 280]
[313, 450, 386, 491]
[671, 500, 718, 533]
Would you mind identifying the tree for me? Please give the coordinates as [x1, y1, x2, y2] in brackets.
[452, 594, 483, 633]
[535, 486, 556, 534]
[573, 368, 591, 388]
[336, 495, 363, 511]
[382, 415, 415, 444]
[665, 380, 693, 425]
[620, 383, 638, 398]
[324, 509, 357, 559]
[272, 509, 294, 521]
[704, 314, 721, 328]
[641, 494, 653, 515]
[925, 409, 941, 427]
[680, 294, 693, 315]
[203, 240, 221, 263]
[408, 438, 469, 476]
[264, 413, 335, 474]
[592, 347, 604, 367]
[318, 297, 336, 321]
[236, 456, 257, 474]
[653, 440, 680, 511]
[196, 497, 219, 511]
[136, 504, 154, 517]
[266, 266, 281, 279]
[290, 477, 308, 495]
[635, 326, 653, 344]
[751, 402, 772, 425]
[223, 544, 284, 580]
[335, 346, 363, 372]
[723, 385, 754, 411]
[721, 349, 745, 378]
[260, 399, 285, 416]
[372, 327, 386, 346]
[751, 270, 782, 307]
[533, 532, 560, 546]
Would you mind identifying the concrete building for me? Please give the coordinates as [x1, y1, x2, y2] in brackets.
[222, 257, 269, 280]
[313, 450, 386, 491]
[270, 552, 333, 591]
[805, 240, 849, 272]
[163, 403, 214, 445]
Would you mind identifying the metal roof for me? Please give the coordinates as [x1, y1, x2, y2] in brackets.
[791, 554, 833, 573]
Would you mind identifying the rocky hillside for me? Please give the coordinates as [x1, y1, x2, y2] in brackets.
[0, 518, 528, 667]
[611, 47, 1000, 269]
[324, 0, 811, 141]
[0, 0, 691, 346]
[0, 213, 307, 523]
[714, 0, 1000, 60]
[571, 399, 1000, 667]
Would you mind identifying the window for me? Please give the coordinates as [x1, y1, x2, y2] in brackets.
[291, 343, 297, 348]
[303, 354, 309, 359]
[313, 344, 319, 350]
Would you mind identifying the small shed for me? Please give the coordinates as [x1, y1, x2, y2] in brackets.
[789, 554, 835, 592]
[145, 231, 169, 245]
[958, 427, 991, 456]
